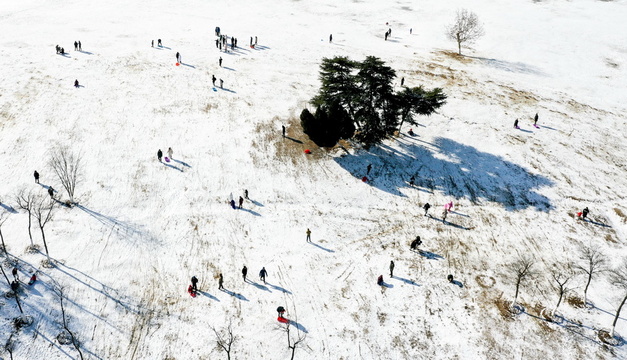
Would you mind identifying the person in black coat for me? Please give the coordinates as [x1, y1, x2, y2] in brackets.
[191, 276, 198, 291]
[157, 149, 163, 162]
[410, 236, 421, 251]
[74, 79, 79, 88]
[514, 119, 519, 128]
[242, 266, 248, 281]
[48, 187, 54, 198]
[74, 41, 78, 51]
[34, 170, 40, 183]
[423, 203, 431, 216]
[582, 207, 589, 219]
[259, 267, 268, 283]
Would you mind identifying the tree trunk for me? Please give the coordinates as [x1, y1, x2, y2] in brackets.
[457, 33, 462, 55]
[583, 272, 592, 305]
[40, 226, 51, 263]
[0, 227, 6, 254]
[27, 211, 33, 246]
[611, 292, 627, 337]
[512, 278, 521, 307]
[552, 290, 564, 317]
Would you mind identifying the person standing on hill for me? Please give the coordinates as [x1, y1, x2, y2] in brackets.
[191, 276, 198, 292]
[582, 207, 589, 220]
[329, 34, 333, 43]
[175, 52, 180, 63]
[242, 265, 248, 281]
[78, 41, 82, 51]
[367, 164, 372, 175]
[238, 196, 244, 209]
[34, 170, 40, 183]
[48, 187, 54, 199]
[74, 41, 78, 51]
[259, 267, 268, 283]
[74, 79, 79, 88]
[534, 113, 539, 126]
[167, 147, 173, 159]
[423, 203, 431, 216]
[218, 273, 224, 290]
[514, 119, 519, 128]
[158, 39, 162, 47]
[157, 149, 163, 162]
[410, 236, 421, 251]
[306, 228, 311, 242]
[220, 79, 224, 89]
[442, 208, 448, 223]
[219, 57, 223, 67]
[282, 125, 286, 137]
[389, 260, 395, 277]
[244, 189, 249, 199]
[212, 75, 216, 86]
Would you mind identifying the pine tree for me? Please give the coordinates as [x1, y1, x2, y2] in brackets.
[396, 86, 447, 132]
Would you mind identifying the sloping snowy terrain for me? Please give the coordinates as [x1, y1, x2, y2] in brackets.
[1, 0, 627, 359]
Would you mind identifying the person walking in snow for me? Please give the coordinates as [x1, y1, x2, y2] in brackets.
[219, 79, 224, 89]
[244, 189, 249, 199]
[157, 149, 163, 162]
[423, 202, 431, 216]
[152, 40, 154, 47]
[442, 208, 448, 223]
[74, 79, 79, 88]
[219, 57, 223, 67]
[238, 196, 244, 209]
[329, 34, 333, 43]
[282, 125, 286, 137]
[167, 147, 173, 159]
[259, 267, 268, 284]
[212, 75, 216, 86]
[158, 39, 162, 47]
[34, 170, 40, 183]
[48, 187, 54, 199]
[377, 275, 384, 286]
[306, 228, 311, 242]
[384, 32, 388, 41]
[78, 41, 82, 51]
[409, 175, 415, 186]
[56, 45, 60, 54]
[218, 273, 224, 290]
[389, 260, 395, 277]
[74, 41, 78, 51]
[514, 119, 519, 129]
[410, 236, 421, 251]
[12, 267, 18, 281]
[191, 276, 198, 292]
[401, 77, 405, 86]
[255, 36, 257, 45]
[367, 164, 372, 175]
[242, 265, 248, 281]
[230, 199, 236, 209]
[175, 52, 180, 63]
[582, 207, 589, 220]
[534, 113, 539, 126]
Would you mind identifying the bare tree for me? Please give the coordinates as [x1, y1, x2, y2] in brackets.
[212, 320, 236, 360]
[507, 255, 534, 308]
[0, 211, 9, 255]
[53, 285, 84, 360]
[49, 146, 82, 204]
[283, 320, 306, 360]
[574, 244, 607, 305]
[609, 260, 627, 337]
[0, 265, 23, 314]
[549, 262, 574, 317]
[32, 194, 55, 264]
[15, 189, 36, 247]
[446, 9, 485, 55]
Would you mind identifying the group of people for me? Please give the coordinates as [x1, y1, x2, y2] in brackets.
[156, 147, 174, 162]
[32, 170, 55, 199]
[188, 266, 269, 293]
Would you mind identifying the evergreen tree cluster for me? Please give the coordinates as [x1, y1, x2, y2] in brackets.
[301, 56, 447, 147]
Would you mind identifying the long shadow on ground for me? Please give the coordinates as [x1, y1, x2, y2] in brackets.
[334, 136, 554, 211]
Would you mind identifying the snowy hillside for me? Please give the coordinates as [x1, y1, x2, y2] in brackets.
[1, 0, 627, 359]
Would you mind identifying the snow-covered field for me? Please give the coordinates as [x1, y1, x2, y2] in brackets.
[1, 0, 627, 359]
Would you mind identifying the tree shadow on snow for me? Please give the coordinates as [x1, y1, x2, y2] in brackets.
[520, 309, 604, 345]
[334, 137, 554, 211]
[308, 241, 335, 253]
[466, 56, 547, 76]
[285, 136, 303, 144]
